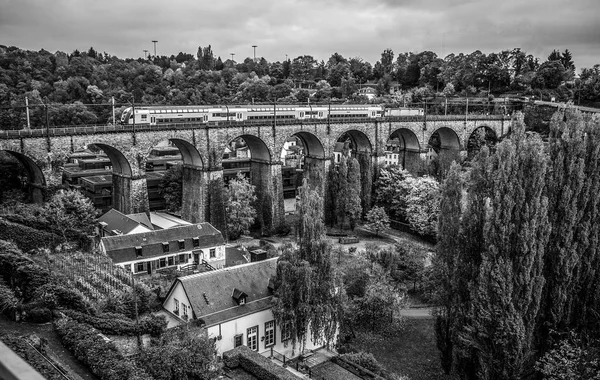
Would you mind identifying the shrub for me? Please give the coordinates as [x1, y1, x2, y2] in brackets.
[54, 317, 153, 380]
[339, 351, 385, 375]
[21, 305, 53, 323]
[34, 283, 94, 314]
[62, 309, 167, 337]
[0, 218, 62, 252]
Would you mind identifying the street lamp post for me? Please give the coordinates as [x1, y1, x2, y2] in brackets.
[143, 49, 148, 59]
[230, 53, 235, 62]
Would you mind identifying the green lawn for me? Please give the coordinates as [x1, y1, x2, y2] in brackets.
[349, 319, 456, 380]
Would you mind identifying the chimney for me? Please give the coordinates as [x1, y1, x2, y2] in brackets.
[250, 249, 267, 262]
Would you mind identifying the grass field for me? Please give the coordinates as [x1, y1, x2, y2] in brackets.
[349, 319, 456, 380]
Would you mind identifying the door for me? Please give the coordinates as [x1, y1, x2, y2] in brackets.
[147, 261, 152, 275]
[247, 326, 258, 351]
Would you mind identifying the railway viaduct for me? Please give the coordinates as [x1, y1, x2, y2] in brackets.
[0, 114, 510, 233]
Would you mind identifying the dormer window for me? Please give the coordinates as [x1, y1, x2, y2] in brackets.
[232, 288, 248, 305]
[193, 237, 200, 248]
[162, 242, 170, 253]
[135, 246, 143, 257]
[178, 239, 185, 250]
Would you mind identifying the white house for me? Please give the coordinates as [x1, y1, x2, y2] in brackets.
[99, 223, 226, 274]
[162, 258, 326, 358]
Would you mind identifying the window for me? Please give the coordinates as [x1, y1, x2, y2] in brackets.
[281, 320, 292, 342]
[193, 237, 200, 248]
[182, 304, 188, 319]
[135, 246, 143, 257]
[264, 321, 275, 347]
[136, 262, 144, 273]
[234, 334, 243, 348]
[179, 254, 186, 263]
[173, 298, 179, 315]
[247, 326, 258, 351]
[162, 242, 170, 253]
[210, 248, 216, 259]
[168, 256, 174, 266]
[178, 239, 185, 250]
[159, 258, 166, 268]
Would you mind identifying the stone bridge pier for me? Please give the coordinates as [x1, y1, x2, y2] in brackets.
[249, 160, 284, 235]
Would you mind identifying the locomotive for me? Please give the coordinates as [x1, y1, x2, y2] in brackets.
[120, 104, 423, 125]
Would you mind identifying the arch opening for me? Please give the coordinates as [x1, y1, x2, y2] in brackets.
[427, 127, 461, 179]
[467, 126, 498, 159]
[0, 150, 45, 204]
[385, 128, 422, 173]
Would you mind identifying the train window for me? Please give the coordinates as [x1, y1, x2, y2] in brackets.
[141, 114, 147, 120]
[203, 115, 208, 122]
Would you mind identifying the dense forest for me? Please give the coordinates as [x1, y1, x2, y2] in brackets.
[1, 44, 599, 129]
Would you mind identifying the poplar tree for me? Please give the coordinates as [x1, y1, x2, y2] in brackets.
[271, 180, 343, 351]
[433, 162, 463, 374]
[336, 155, 349, 228]
[346, 156, 362, 230]
[460, 116, 550, 379]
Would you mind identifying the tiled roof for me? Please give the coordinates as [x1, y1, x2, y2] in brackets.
[102, 223, 224, 263]
[174, 258, 277, 323]
[98, 209, 150, 235]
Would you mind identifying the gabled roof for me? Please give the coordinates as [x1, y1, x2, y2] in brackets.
[169, 258, 278, 324]
[102, 223, 225, 263]
[98, 209, 152, 235]
[126, 212, 154, 231]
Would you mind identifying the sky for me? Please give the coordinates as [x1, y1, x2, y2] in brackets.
[1, 0, 599, 70]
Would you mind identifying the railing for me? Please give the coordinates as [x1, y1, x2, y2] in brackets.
[0, 114, 508, 139]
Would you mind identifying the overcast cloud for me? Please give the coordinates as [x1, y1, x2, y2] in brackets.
[1, 0, 598, 69]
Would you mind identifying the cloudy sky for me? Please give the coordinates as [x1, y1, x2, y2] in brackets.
[1, 0, 599, 70]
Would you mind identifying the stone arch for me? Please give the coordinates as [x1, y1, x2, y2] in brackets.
[287, 131, 326, 192]
[1, 150, 46, 203]
[91, 143, 132, 177]
[336, 129, 373, 155]
[335, 129, 374, 218]
[169, 139, 203, 168]
[467, 125, 499, 159]
[427, 127, 461, 178]
[222, 134, 281, 235]
[388, 128, 422, 173]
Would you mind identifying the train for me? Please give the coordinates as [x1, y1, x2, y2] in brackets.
[119, 104, 424, 125]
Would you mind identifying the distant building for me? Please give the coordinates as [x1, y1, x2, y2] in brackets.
[384, 138, 401, 166]
[162, 258, 327, 357]
[98, 210, 226, 274]
[355, 87, 377, 100]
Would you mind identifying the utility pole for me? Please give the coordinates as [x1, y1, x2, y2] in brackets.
[230, 53, 235, 62]
[151, 40, 158, 58]
[131, 272, 141, 349]
[252, 45, 257, 62]
[111, 96, 115, 126]
[25, 96, 30, 130]
[143, 49, 148, 59]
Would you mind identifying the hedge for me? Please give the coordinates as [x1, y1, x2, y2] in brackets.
[223, 345, 300, 380]
[62, 309, 167, 337]
[33, 283, 94, 314]
[0, 334, 65, 380]
[0, 251, 52, 302]
[0, 218, 62, 252]
[1, 214, 93, 250]
[54, 317, 153, 380]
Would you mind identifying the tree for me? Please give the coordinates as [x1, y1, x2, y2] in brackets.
[138, 326, 219, 380]
[365, 206, 389, 236]
[345, 156, 362, 230]
[158, 164, 183, 213]
[42, 189, 97, 240]
[271, 180, 343, 350]
[450, 115, 550, 379]
[404, 176, 441, 237]
[225, 173, 257, 240]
